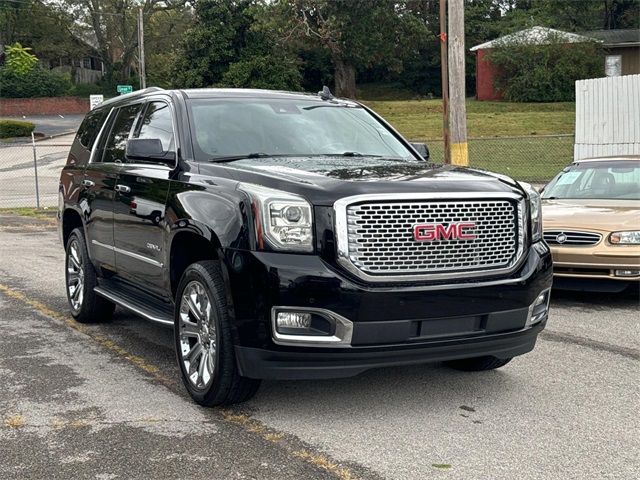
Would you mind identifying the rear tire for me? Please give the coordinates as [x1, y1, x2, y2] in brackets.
[445, 356, 512, 372]
[65, 228, 115, 323]
[174, 260, 260, 406]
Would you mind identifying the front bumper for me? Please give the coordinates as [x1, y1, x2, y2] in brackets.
[224, 242, 552, 380]
[550, 243, 640, 282]
[236, 321, 545, 380]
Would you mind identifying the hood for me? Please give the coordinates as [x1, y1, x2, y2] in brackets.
[197, 157, 521, 205]
[542, 199, 640, 232]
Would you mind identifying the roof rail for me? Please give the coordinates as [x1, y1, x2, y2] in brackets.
[99, 87, 164, 108]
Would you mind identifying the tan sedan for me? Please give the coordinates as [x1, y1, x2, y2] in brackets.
[541, 156, 640, 291]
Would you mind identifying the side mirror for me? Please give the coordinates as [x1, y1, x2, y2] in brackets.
[126, 138, 175, 164]
[410, 142, 430, 160]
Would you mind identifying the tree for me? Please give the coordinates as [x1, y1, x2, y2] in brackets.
[171, 0, 255, 88]
[259, 0, 427, 97]
[487, 34, 604, 102]
[62, 0, 186, 85]
[4, 43, 38, 75]
[0, 0, 85, 62]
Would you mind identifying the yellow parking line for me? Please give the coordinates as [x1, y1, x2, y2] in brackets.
[0, 283, 360, 480]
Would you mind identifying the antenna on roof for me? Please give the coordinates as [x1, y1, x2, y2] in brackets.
[318, 85, 334, 101]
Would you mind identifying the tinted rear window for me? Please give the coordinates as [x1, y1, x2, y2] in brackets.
[77, 109, 108, 149]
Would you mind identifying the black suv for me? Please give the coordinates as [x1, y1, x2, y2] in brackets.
[59, 88, 552, 405]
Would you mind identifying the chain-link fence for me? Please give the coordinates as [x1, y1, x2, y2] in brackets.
[0, 139, 72, 208]
[0, 134, 573, 208]
[425, 134, 574, 184]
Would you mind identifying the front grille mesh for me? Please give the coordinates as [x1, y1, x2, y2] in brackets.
[543, 230, 602, 246]
[346, 199, 519, 276]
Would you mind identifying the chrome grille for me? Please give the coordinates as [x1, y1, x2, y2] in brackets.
[544, 230, 602, 246]
[343, 198, 521, 278]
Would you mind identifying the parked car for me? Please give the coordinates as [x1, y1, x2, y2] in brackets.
[541, 156, 640, 292]
[58, 87, 552, 406]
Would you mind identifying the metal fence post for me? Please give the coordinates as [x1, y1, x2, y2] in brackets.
[31, 132, 40, 209]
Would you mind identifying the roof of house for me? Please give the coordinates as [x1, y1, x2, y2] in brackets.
[583, 29, 640, 47]
[470, 26, 599, 52]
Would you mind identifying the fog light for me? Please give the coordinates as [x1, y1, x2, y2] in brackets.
[271, 307, 354, 347]
[615, 269, 640, 277]
[276, 312, 312, 330]
[527, 289, 550, 326]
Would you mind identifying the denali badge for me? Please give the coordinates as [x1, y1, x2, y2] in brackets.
[413, 223, 477, 241]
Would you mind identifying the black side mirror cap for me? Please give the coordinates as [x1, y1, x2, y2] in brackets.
[410, 142, 430, 160]
[126, 138, 175, 165]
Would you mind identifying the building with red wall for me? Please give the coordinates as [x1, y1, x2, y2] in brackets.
[470, 27, 600, 101]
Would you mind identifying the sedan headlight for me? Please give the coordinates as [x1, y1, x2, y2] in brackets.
[240, 184, 313, 252]
[518, 182, 542, 242]
[609, 231, 640, 245]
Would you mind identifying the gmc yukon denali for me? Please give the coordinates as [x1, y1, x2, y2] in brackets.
[58, 87, 552, 405]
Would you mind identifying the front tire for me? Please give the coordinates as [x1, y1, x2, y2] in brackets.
[174, 261, 260, 406]
[445, 356, 512, 371]
[65, 228, 115, 323]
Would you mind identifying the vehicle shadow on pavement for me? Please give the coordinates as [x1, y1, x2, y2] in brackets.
[551, 287, 639, 309]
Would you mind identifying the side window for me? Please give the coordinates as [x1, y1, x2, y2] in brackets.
[134, 102, 175, 154]
[77, 109, 108, 149]
[101, 104, 142, 163]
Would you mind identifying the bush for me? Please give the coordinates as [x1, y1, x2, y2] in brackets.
[0, 120, 35, 138]
[487, 38, 604, 102]
[221, 55, 302, 91]
[0, 66, 73, 98]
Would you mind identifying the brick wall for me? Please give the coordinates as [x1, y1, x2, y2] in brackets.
[475, 49, 504, 101]
[0, 97, 90, 116]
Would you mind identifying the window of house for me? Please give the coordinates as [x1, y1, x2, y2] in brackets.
[605, 55, 622, 77]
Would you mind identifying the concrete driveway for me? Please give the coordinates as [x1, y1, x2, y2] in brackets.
[0, 214, 638, 479]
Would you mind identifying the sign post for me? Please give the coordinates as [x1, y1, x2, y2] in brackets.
[117, 85, 133, 95]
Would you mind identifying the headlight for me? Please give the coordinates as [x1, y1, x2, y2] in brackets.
[518, 182, 542, 242]
[609, 231, 640, 245]
[240, 184, 313, 252]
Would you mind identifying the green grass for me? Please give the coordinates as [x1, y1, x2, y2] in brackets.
[0, 207, 57, 220]
[363, 99, 575, 140]
[356, 83, 575, 182]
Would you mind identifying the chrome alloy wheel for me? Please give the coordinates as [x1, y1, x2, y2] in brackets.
[178, 281, 217, 390]
[66, 239, 85, 311]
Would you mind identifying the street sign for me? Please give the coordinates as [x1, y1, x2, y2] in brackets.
[89, 94, 104, 110]
[117, 85, 133, 95]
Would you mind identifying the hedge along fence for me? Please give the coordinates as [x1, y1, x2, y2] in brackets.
[0, 96, 90, 116]
[0, 120, 36, 138]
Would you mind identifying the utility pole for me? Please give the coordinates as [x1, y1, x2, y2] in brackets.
[439, 0, 450, 165]
[447, 0, 468, 166]
[138, 7, 146, 90]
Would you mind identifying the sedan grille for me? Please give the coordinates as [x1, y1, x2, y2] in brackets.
[340, 197, 523, 279]
[544, 230, 602, 246]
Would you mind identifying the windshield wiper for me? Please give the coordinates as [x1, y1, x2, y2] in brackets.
[209, 153, 272, 163]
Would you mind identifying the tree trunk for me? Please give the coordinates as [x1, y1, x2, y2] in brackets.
[334, 58, 356, 98]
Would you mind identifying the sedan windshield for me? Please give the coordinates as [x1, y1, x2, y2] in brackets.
[186, 97, 417, 162]
[542, 160, 640, 200]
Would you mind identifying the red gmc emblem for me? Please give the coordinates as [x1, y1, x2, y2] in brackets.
[413, 223, 477, 241]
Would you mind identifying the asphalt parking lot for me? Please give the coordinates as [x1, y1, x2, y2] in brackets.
[0, 214, 638, 480]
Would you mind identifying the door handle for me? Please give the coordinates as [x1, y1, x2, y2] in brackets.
[81, 179, 95, 188]
[115, 184, 131, 193]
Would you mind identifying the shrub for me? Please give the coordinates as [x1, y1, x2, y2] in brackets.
[0, 66, 73, 98]
[0, 120, 35, 138]
[487, 37, 604, 102]
[221, 55, 302, 91]
[4, 43, 38, 75]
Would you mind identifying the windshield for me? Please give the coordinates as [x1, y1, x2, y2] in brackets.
[186, 98, 417, 162]
[542, 160, 640, 200]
